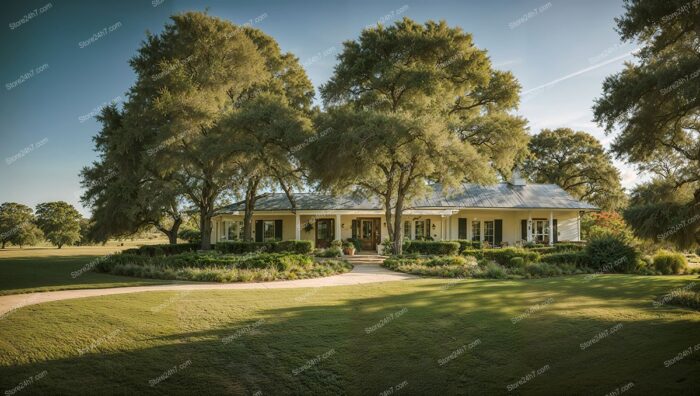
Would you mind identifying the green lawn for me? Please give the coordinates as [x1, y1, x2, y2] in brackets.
[0, 245, 174, 295]
[1, 275, 698, 394]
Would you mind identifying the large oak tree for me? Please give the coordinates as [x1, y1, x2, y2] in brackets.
[593, 0, 700, 248]
[523, 128, 626, 211]
[306, 18, 528, 254]
[81, 105, 185, 244]
[118, 12, 269, 249]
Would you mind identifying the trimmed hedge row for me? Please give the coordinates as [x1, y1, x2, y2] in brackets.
[485, 248, 540, 267]
[122, 243, 201, 257]
[452, 240, 482, 252]
[405, 241, 460, 255]
[215, 240, 312, 255]
[97, 252, 314, 272]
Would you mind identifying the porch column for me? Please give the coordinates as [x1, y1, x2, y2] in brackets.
[335, 214, 342, 241]
[295, 213, 301, 240]
[527, 212, 533, 242]
[549, 211, 554, 246]
[577, 211, 582, 241]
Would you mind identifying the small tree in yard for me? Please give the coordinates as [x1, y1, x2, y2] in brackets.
[35, 201, 82, 248]
[305, 19, 528, 254]
[0, 202, 43, 248]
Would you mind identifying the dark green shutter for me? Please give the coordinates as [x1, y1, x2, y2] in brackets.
[426, 219, 431, 239]
[553, 219, 558, 243]
[351, 220, 357, 239]
[458, 218, 467, 239]
[255, 220, 263, 242]
[274, 220, 283, 241]
[495, 219, 503, 245]
[521, 220, 527, 241]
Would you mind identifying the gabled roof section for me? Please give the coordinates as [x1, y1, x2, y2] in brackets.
[214, 183, 598, 214]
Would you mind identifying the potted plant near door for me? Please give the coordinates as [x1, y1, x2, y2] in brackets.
[342, 241, 356, 256]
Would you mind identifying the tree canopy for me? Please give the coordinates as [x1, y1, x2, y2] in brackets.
[593, 0, 700, 248]
[0, 202, 43, 248]
[35, 201, 82, 248]
[523, 128, 626, 211]
[306, 18, 528, 253]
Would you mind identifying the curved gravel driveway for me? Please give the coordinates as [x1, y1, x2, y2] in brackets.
[0, 264, 416, 316]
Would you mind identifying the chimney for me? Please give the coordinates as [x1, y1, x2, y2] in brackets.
[511, 167, 526, 186]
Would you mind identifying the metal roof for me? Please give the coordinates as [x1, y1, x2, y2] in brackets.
[215, 183, 597, 214]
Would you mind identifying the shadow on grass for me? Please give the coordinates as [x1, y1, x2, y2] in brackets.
[0, 276, 699, 395]
[0, 255, 172, 295]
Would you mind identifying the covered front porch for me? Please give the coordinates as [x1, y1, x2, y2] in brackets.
[211, 208, 583, 251]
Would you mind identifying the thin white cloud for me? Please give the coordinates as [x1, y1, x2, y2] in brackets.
[521, 49, 639, 95]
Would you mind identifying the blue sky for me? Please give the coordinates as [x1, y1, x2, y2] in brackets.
[0, 0, 643, 216]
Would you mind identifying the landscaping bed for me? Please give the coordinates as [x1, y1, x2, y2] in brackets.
[384, 237, 700, 279]
[94, 250, 351, 282]
[383, 255, 585, 279]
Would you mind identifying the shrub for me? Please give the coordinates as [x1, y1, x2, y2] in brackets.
[274, 240, 313, 254]
[315, 247, 343, 258]
[482, 248, 540, 267]
[528, 247, 556, 255]
[540, 251, 590, 268]
[509, 257, 525, 268]
[404, 241, 460, 255]
[523, 242, 545, 248]
[585, 234, 639, 273]
[178, 228, 201, 243]
[662, 290, 700, 310]
[134, 243, 201, 257]
[524, 263, 563, 277]
[653, 251, 688, 275]
[215, 240, 312, 255]
[452, 240, 482, 252]
[476, 262, 508, 279]
[95, 251, 344, 282]
[461, 249, 485, 260]
[553, 243, 585, 252]
[347, 238, 362, 252]
[424, 256, 474, 267]
[330, 240, 343, 248]
[383, 256, 478, 278]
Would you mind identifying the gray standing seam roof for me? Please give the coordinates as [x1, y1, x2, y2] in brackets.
[215, 183, 597, 214]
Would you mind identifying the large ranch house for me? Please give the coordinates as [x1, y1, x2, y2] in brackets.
[211, 173, 597, 253]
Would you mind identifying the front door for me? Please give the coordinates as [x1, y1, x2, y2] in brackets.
[315, 219, 335, 248]
[358, 218, 380, 251]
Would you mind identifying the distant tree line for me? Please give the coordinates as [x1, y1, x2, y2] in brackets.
[0, 201, 86, 249]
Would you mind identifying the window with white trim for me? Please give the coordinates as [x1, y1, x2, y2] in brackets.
[532, 219, 549, 243]
[263, 220, 276, 241]
[223, 221, 244, 241]
[484, 221, 494, 244]
[403, 221, 411, 239]
[471, 221, 481, 242]
[414, 220, 426, 240]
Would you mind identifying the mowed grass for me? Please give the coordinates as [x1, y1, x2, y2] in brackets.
[0, 243, 175, 295]
[0, 276, 699, 394]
